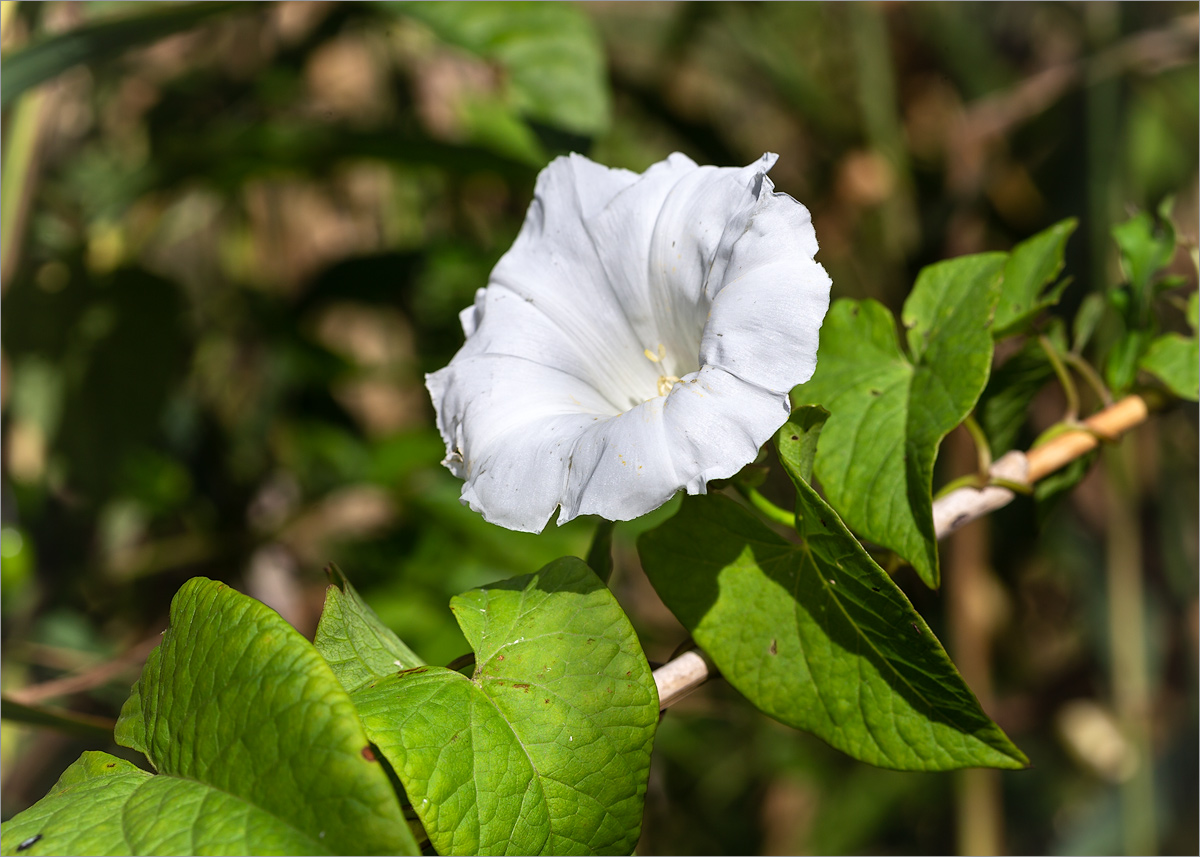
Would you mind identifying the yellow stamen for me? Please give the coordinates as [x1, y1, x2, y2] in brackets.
[657, 375, 680, 397]
[643, 343, 667, 363]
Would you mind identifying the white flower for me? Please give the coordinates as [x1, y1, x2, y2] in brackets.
[426, 152, 831, 532]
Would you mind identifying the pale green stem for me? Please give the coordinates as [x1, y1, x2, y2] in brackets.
[962, 415, 993, 479]
[739, 487, 795, 528]
[1039, 334, 1081, 422]
[1061, 349, 1115, 408]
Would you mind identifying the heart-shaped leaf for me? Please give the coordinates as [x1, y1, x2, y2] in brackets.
[351, 557, 658, 856]
[106, 577, 417, 856]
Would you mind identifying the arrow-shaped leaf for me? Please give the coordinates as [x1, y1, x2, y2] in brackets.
[793, 253, 1005, 587]
[638, 484, 1027, 772]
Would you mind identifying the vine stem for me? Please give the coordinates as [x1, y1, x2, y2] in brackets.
[652, 394, 1153, 710]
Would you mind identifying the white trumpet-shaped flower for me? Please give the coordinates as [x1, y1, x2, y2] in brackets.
[426, 152, 831, 532]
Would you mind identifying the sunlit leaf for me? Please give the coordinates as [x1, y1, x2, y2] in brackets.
[794, 254, 1006, 587]
[315, 565, 425, 694]
[351, 558, 658, 856]
[111, 578, 417, 856]
[993, 218, 1076, 338]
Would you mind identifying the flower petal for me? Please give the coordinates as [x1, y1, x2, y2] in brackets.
[557, 365, 789, 525]
[700, 183, 832, 392]
[484, 155, 662, 409]
[427, 353, 615, 532]
[428, 152, 833, 533]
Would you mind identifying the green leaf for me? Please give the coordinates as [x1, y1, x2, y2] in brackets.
[1034, 450, 1098, 525]
[585, 520, 616, 584]
[314, 565, 424, 694]
[388, 1, 610, 137]
[1, 753, 151, 856]
[1, 3, 241, 108]
[351, 558, 658, 856]
[993, 219, 1077, 337]
[113, 577, 417, 856]
[794, 253, 1006, 587]
[976, 324, 1065, 455]
[0, 751, 353, 856]
[638, 493, 1028, 772]
[1112, 208, 1175, 310]
[1105, 329, 1154, 395]
[1140, 332, 1199, 401]
[775, 405, 829, 486]
[1072, 292, 1108, 353]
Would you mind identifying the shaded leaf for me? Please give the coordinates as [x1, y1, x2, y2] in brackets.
[1034, 450, 1098, 525]
[315, 565, 425, 695]
[351, 558, 658, 856]
[1140, 332, 1199, 401]
[1072, 292, 1108, 353]
[585, 520, 616, 585]
[388, 1, 609, 137]
[993, 219, 1076, 337]
[638, 493, 1028, 772]
[1112, 207, 1175, 301]
[794, 254, 1006, 587]
[1105, 329, 1154, 395]
[114, 578, 416, 856]
[1, 3, 241, 107]
[775, 406, 828, 486]
[976, 324, 1066, 455]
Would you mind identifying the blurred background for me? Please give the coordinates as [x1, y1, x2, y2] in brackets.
[1, 2, 1196, 854]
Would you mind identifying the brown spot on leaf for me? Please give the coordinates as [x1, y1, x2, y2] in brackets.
[513, 683, 530, 692]
[361, 746, 377, 762]
[911, 623, 922, 635]
[769, 639, 778, 655]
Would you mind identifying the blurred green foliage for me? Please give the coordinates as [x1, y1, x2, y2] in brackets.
[1, 2, 1197, 854]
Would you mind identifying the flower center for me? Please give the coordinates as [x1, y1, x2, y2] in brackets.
[643, 343, 682, 399]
